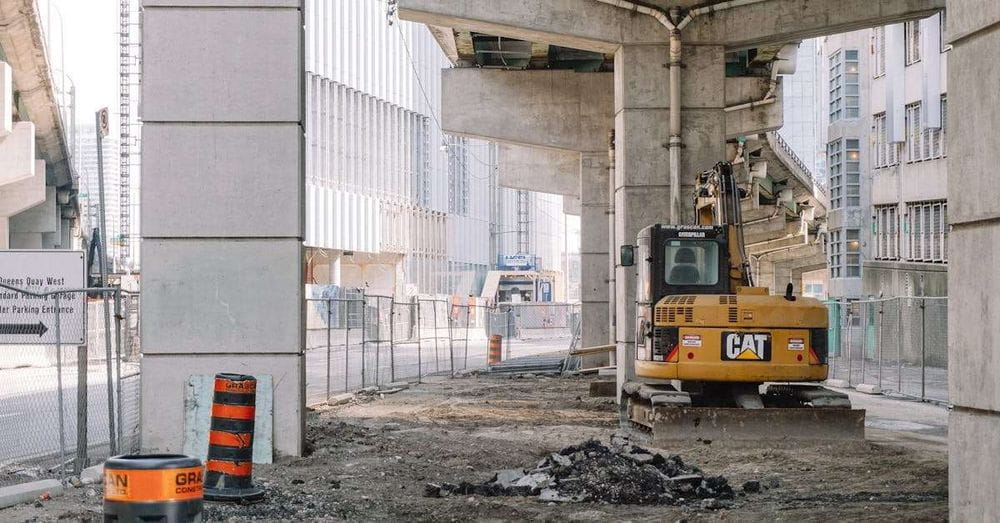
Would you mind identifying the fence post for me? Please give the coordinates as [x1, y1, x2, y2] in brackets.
[897, 297, 903, 393]
[448, 302, 455, 376]
[846, 303, 853, 387]
[101, 289, 117, 455]
[860, 302, 867, 385]
[877, 300, 884, 391]
[54, 293, 66, 480]
[389, 297, 396, 383]
[361, 291, 367, 388]
[920, 297, 927, 401]
[374, 297, 381, 387]
[432, 300, 440, 373]
[75, 340, 88, 474]
[416, 298, 422, 384]
[344, 298, 350, 393]
[113, 290, 124, 449]
[464, 304, 471, 364]
[326, 299, 332, 401]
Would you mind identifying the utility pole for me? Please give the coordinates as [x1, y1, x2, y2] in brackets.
[95, 107, 118, 453]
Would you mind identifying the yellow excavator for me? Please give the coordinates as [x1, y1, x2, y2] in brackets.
[620, 162, 864, 443]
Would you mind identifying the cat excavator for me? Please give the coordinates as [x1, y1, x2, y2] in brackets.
[619, 161, 865, 443]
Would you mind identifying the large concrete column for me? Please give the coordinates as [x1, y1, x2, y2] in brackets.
[614, 43, 725, 391]
[579, 152, 610, 360]
[947, 2, 1000, 518]
[140, 1, 305, 456]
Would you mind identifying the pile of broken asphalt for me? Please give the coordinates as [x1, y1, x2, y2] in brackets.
[425, 437, 777, 509]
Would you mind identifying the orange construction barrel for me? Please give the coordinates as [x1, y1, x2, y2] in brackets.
[103, 454, 204, 521]
[488, 334, 502, 365]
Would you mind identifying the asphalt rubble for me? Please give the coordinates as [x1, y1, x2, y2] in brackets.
[424, 435, 776, 509]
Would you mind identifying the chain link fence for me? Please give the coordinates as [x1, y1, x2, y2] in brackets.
[0, 284, 141, 488]
[826, 297, 948, 403]
[305, 291, 580, 405]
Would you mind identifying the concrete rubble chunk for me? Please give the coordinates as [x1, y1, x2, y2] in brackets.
[326, 393, 354, 406]
[79, 464, 103, 485]
[513, 472, 551, 492]
[550, 453, 572, 468]
[0, 479, 64, 509]
[493, 469, 525, 488]
[627, 453, 655, 464]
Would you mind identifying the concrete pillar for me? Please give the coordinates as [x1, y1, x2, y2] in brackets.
[140, 1, 305, 457]
[579, 152, 610, 364]
[329, 252, 342, 287]
[613, 43, 725, 392]
[947, 3, 1000, 518]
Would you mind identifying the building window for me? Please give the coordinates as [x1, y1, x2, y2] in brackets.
[906, 100, 946, 162]
[828, 229, 842, 278]
[872, 113, 898, 169]
[874, 205, 899, 260]
[447, 136, 470, 216]
[828, 139, 843, 209]
[905, 201, 947, 263]
[845, 229, 861, 277]
[905, 20, 921, 65]
[829, 138, 861, 209]
[829, 49, 860, 122]
[828, 228, 862, 278]
[873, 27, 886, 78]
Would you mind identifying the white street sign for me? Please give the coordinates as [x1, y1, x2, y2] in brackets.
[0, 250, 86, 345]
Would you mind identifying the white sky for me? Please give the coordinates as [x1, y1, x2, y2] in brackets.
[40, 0, 120, 127]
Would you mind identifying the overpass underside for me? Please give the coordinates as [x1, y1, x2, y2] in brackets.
[399, 0, 947, 371]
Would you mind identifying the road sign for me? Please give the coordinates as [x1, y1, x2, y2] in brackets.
[0, 250, 86, 345]
[98, 107, 110, 137]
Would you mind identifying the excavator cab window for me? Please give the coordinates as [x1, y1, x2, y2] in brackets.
[664, 240, 719, 286]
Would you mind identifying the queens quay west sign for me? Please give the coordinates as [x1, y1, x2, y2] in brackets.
[0, 250, 86, 345]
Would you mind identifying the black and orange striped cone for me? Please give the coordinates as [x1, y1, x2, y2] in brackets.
[203, 373, 265, 503]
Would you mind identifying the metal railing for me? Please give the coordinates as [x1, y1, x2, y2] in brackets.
[826, 296, 948, 403]
[0, 284, 141, 488]
[767, 130, 828, 196]
[304, 291, 580, 405]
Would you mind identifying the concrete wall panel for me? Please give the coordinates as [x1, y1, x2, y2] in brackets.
[142, 123, 303, 237]
[141, 239, 303, 354]
[141, 353, 303, 457]
[143, 7, 302, 122]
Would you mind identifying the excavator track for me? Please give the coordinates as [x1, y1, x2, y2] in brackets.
[621, 382, 865, 444]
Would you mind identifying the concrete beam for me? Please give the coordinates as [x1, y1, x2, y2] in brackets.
[0, 122, 35, 186]
[400, 0, 943, 52]
[9, 186, 56, 234]
[684, 0, 946, 50]
[0, 160, 44, 217]
[498, 144, 579, 196]
[0, 1, 71, 183]
[442, 68, 612, 152]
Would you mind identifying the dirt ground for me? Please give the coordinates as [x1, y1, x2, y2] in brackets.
[5, 374, 948, 522]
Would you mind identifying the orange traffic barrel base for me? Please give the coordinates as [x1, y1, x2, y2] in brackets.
[103, 454, 204, 522]
[204, 373, 265, 504]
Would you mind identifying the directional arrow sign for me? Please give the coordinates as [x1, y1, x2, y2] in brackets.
[0, 250, 85, 345]
[0, 322, 49, 337]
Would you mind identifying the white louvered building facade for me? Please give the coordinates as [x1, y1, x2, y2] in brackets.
[303, 0, 568, 297]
